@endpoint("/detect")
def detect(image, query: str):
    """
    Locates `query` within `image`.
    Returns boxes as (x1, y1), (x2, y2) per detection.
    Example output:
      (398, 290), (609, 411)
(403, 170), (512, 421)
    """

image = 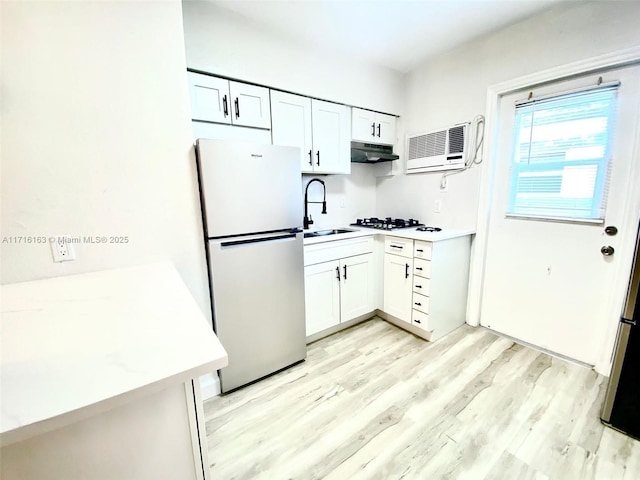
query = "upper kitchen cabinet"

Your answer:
(271, 92), (350, 174)
(187, 72), (271, 129)
(229, 81), (271, 129)
(188, 72), (229, 124)
(271, 91), (313, 171)
(352, 107), (396, 146)
(312, 100), (350, 174)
